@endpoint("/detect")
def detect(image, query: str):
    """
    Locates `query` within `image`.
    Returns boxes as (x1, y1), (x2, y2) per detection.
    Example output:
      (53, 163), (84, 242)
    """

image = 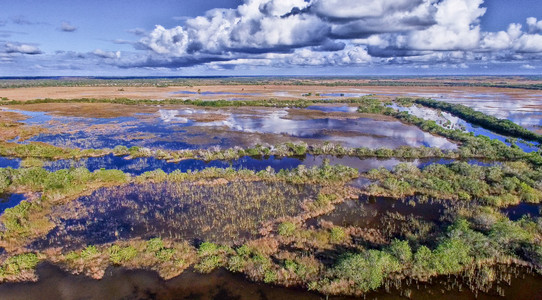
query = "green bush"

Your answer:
(278, 222), (296, 237)
(108, 245), (138, 264)
(332, 250), (400, 292)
